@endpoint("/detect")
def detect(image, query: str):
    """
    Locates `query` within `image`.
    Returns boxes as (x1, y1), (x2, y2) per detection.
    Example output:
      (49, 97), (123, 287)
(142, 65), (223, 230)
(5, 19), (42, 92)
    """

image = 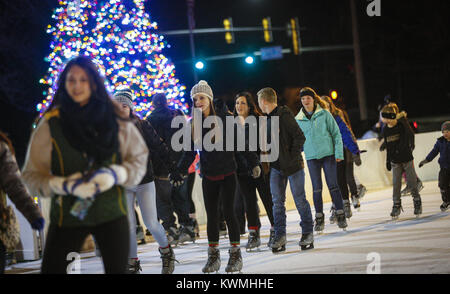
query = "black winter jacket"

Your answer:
(147, 107), (185, 177)
(267, 106), (306, 177)
(177, 101), (259, 178)
(134, 117), (176, 184)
